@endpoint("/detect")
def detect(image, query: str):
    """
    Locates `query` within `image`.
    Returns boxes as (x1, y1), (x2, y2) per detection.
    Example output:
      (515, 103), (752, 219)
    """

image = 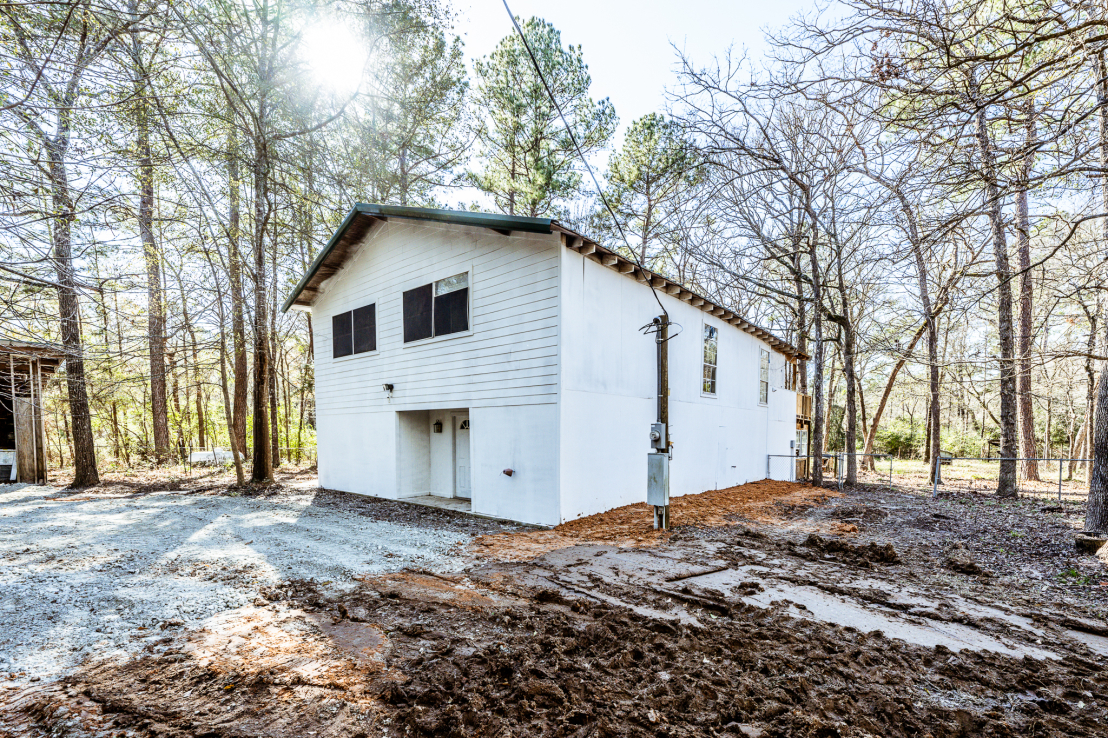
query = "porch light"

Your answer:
(433, 420), (443, 433)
